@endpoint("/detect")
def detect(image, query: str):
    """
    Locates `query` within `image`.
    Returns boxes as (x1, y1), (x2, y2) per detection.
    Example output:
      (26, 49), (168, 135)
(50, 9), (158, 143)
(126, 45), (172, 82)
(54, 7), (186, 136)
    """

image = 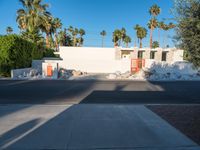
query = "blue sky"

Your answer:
(0, 0), (176, 47)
